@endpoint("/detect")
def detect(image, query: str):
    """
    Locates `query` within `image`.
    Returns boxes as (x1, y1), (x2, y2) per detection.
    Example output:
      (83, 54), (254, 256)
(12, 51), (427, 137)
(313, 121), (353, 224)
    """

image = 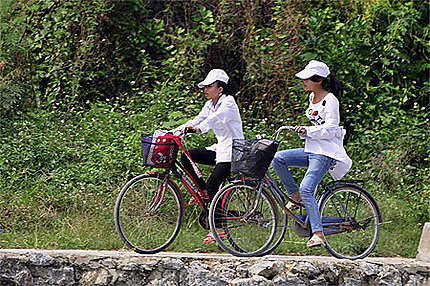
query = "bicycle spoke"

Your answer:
(351, 191), (362, 219)
(329, 195), (343, 218)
